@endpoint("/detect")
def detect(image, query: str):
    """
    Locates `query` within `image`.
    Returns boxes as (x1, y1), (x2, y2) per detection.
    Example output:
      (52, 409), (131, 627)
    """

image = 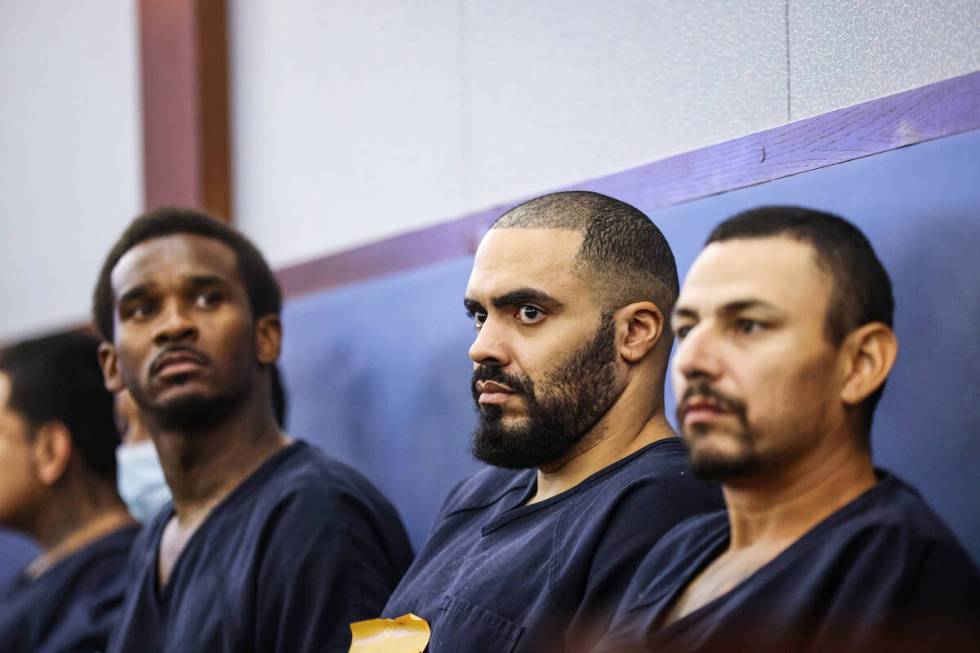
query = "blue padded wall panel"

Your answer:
(280, 257), (482, 549)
